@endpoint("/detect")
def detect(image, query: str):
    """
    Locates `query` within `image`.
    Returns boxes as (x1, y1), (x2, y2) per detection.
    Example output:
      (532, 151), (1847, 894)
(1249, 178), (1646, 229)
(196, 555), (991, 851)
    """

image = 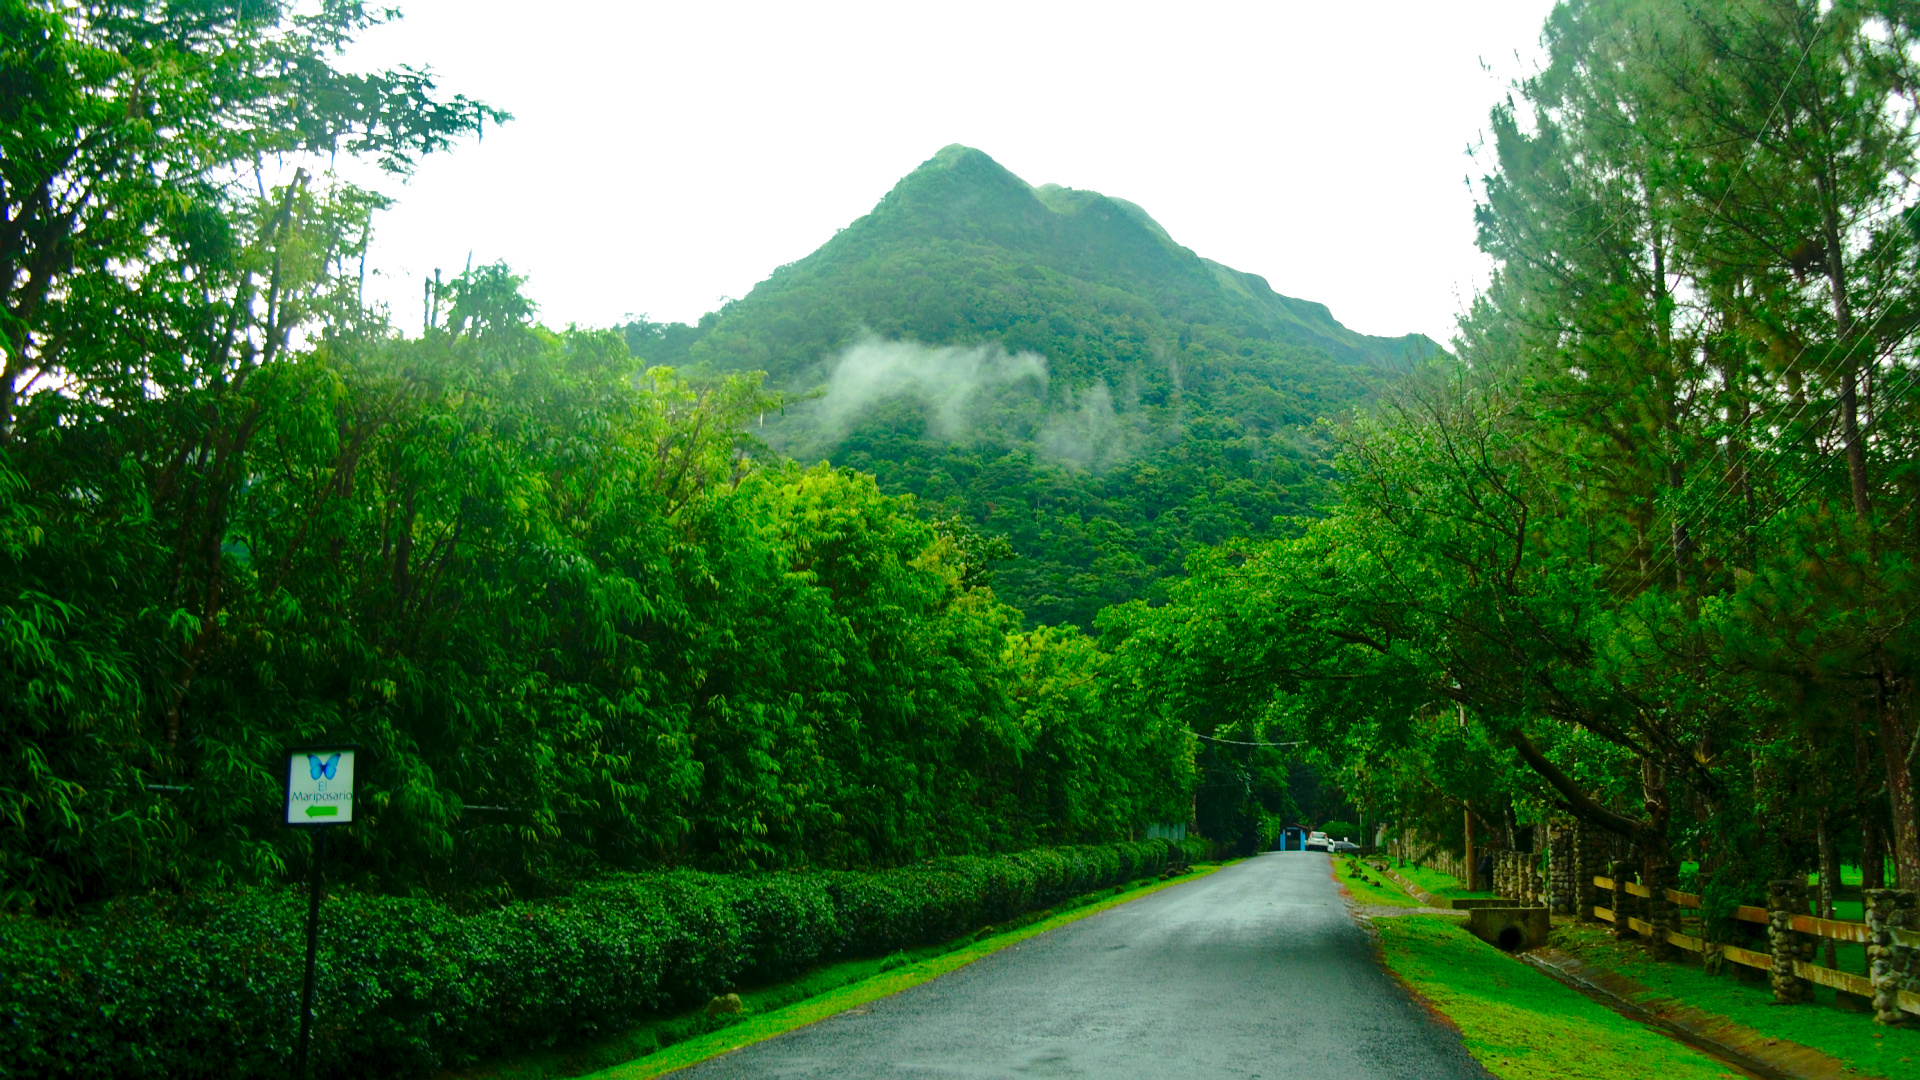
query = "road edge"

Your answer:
(586, 863), (1230, 1080)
